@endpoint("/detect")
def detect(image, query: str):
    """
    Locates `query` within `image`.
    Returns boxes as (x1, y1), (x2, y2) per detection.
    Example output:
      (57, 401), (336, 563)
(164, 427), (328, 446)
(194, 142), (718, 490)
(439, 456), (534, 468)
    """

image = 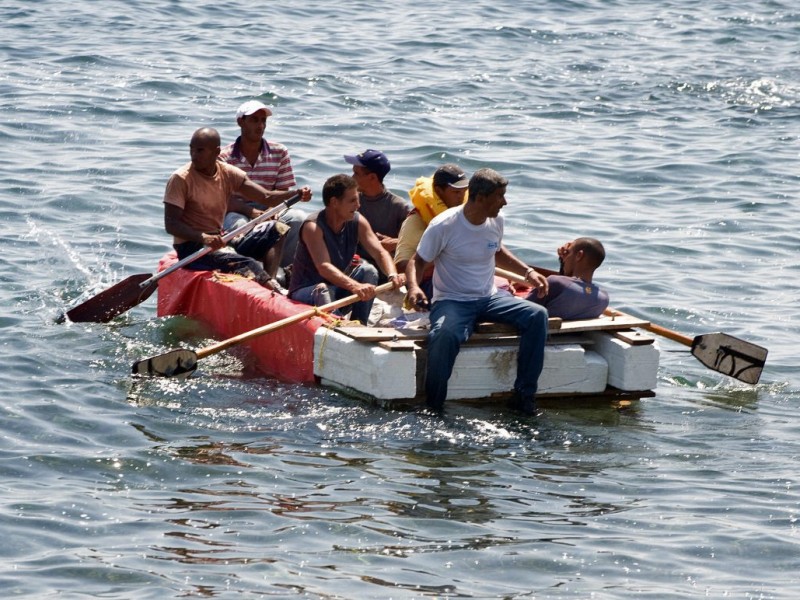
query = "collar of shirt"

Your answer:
(230, 136), (271, 161)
